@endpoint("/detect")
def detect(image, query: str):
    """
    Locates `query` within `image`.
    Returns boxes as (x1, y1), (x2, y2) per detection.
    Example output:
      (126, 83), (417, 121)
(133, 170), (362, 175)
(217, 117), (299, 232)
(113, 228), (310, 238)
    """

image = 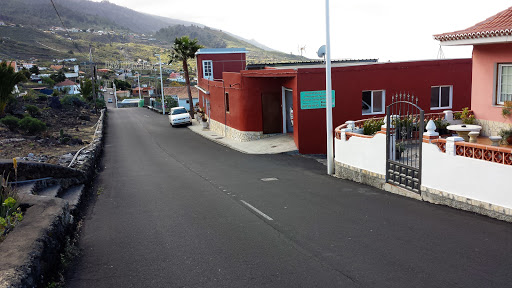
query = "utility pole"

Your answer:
(89, 45), (97, 113)
(155, 54), (165, 115)
(325, 0), (334, 175)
